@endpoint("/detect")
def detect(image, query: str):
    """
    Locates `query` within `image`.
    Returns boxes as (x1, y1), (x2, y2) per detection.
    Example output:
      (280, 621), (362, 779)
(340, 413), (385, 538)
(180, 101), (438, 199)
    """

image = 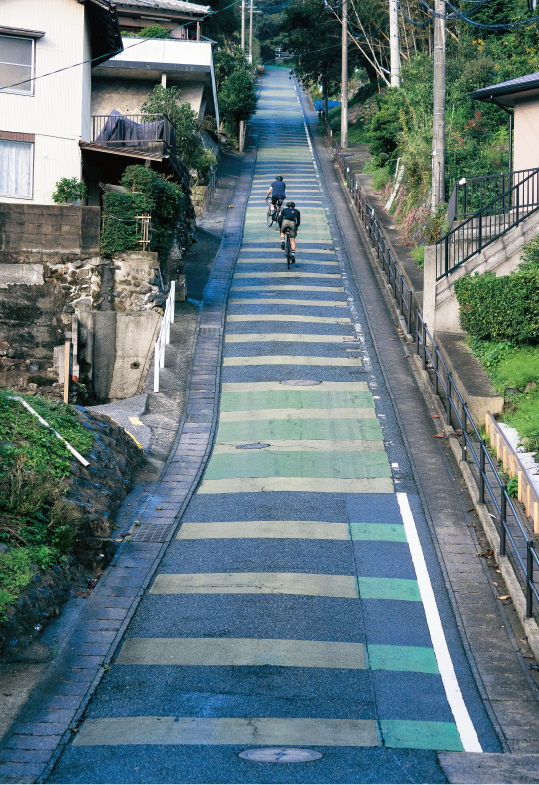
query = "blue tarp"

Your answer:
(314, 100), (341, 111)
